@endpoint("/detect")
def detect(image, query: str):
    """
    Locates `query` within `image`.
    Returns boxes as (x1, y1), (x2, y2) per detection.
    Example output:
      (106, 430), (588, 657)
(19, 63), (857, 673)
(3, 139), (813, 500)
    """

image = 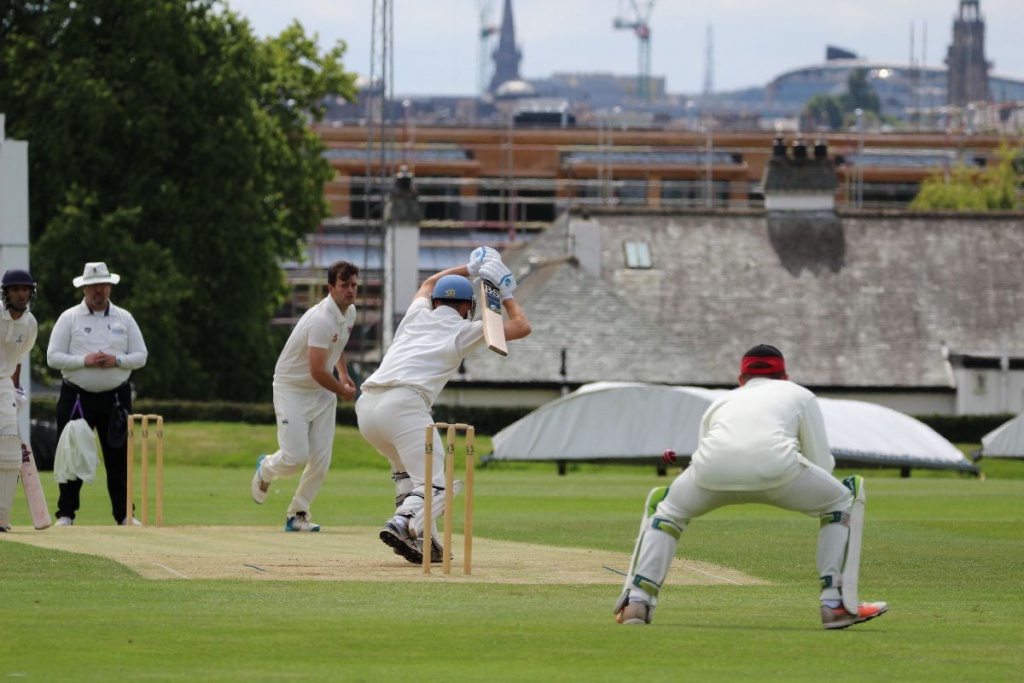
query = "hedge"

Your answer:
(29, 398), (1009, 442)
